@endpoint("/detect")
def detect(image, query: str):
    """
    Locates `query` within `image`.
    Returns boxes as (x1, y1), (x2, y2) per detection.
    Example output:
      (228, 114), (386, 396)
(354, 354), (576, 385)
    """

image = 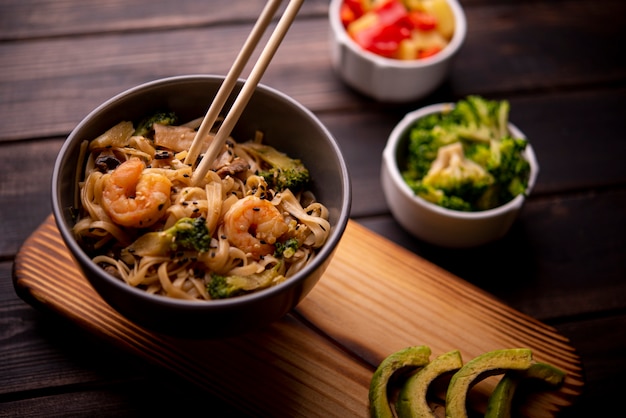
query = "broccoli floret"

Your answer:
(487, 136), (531, 205)
(465, 136), (530, 208)
(402, 96), (530, 212)
(403, 111), (463, 181)
(134, 111), (178, 137)
(243, 142), (310, 192)
(406, 182), (473, 211)
(274, 237), (299, 258)
(408, 142), (494, 211)
(453, 95), (511, 142)
(122, 217), (211, 259)
(207, 262), (284, 299)
(167, 217), (212, 252)
(207, 274), (240, 299)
